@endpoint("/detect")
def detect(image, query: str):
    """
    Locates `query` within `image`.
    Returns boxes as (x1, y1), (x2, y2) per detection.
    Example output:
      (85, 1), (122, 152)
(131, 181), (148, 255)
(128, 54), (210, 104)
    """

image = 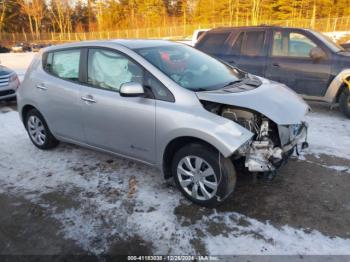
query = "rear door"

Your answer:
(265, 29), (332, 96)
(237, 30), (268, 76)
(36, 48), (84, 141)
(221, 29), (268, 76)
